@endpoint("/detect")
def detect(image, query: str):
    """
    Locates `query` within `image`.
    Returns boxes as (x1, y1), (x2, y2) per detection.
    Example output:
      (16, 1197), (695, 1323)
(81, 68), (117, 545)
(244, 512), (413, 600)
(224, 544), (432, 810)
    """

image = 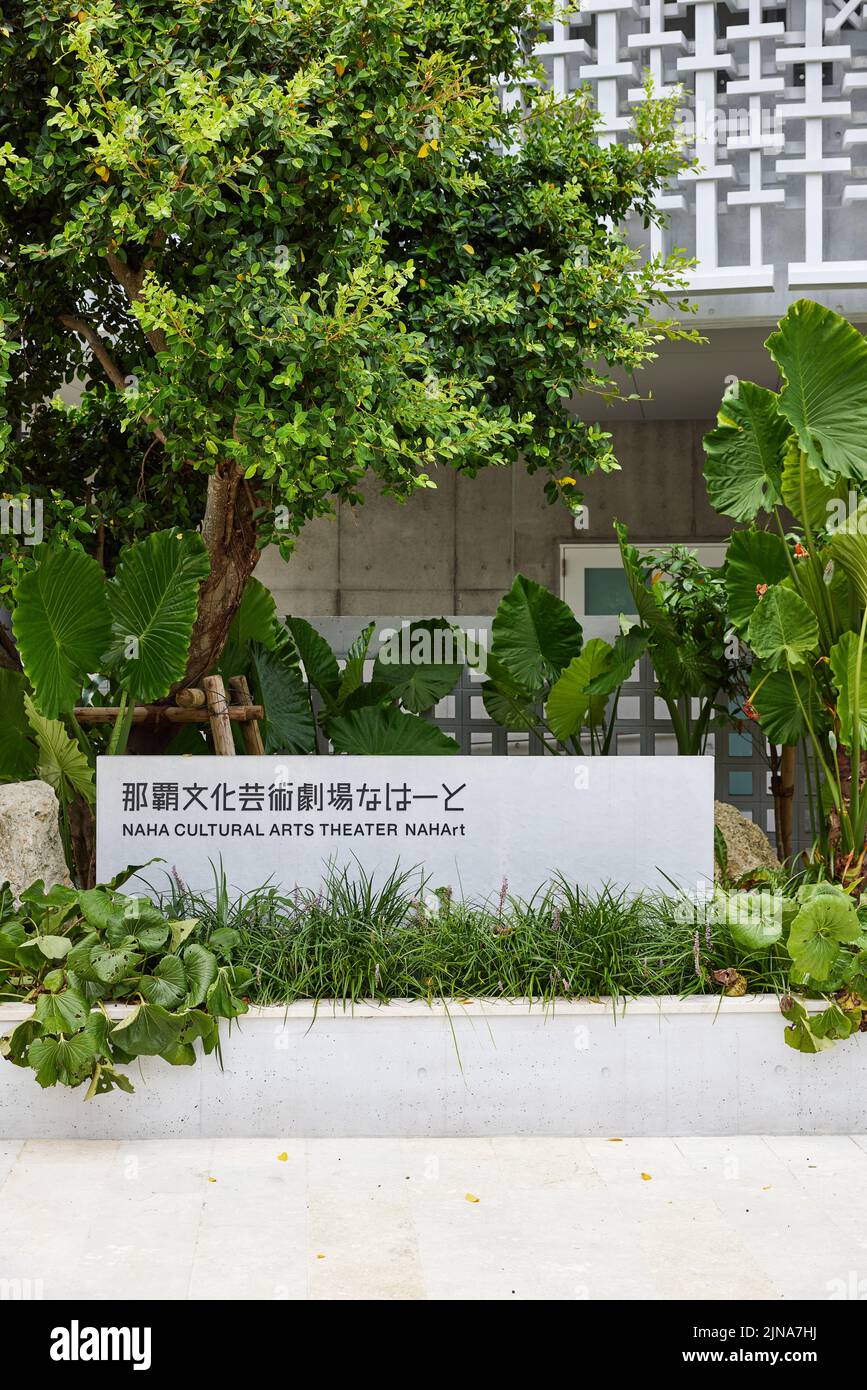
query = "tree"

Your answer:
(0, 0), (693, 685)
